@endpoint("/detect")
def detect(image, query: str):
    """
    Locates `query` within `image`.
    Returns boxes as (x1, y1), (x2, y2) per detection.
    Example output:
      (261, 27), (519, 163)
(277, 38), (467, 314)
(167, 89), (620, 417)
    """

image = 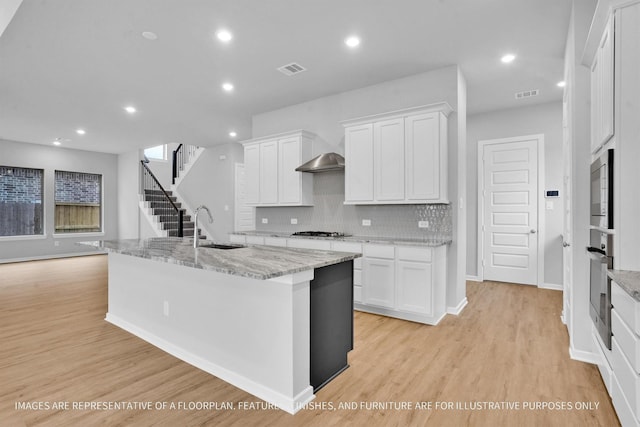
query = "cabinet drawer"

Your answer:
(287, 238), (332, 251)
(612, 281), (640, 336)
(331, 241), (362, 254)
(364, 244), (395, 259)
(612, 308), (640, 374)
(229, 234), (246, 244)
(611, 374), (639, 427)
(354, 286), (363, 303)
(397, 246), (432, 262)
(264, 237), (287, 247)
(611, 337), (640, 420)
(246, 236), (265, 245)
(354, 269), (362, 286)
